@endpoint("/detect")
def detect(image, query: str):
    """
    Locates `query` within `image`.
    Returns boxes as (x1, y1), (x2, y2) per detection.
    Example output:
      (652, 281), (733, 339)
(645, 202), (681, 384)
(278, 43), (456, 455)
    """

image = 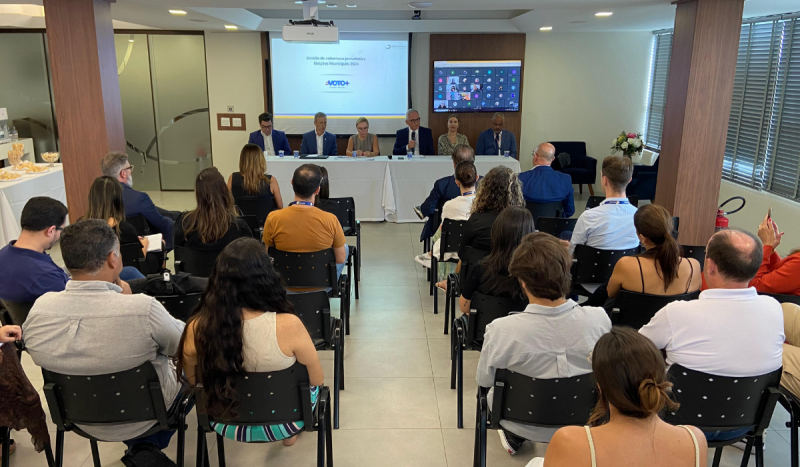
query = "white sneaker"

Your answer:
(414, 254), (431, 268)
